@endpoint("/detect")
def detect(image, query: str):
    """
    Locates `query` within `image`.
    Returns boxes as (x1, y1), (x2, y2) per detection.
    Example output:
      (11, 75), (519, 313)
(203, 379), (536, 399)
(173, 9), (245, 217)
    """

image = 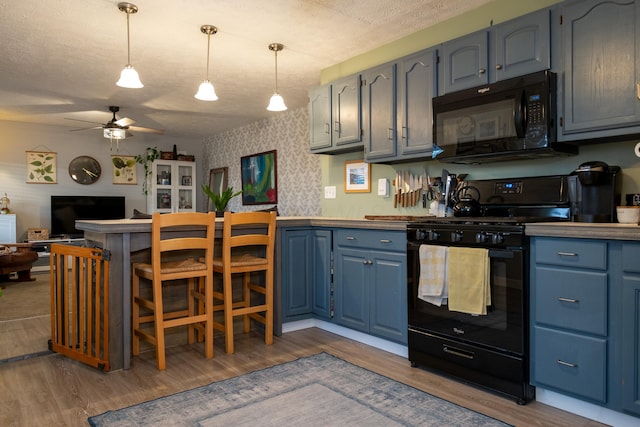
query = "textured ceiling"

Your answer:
(0, 0), (491, 140)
